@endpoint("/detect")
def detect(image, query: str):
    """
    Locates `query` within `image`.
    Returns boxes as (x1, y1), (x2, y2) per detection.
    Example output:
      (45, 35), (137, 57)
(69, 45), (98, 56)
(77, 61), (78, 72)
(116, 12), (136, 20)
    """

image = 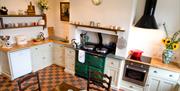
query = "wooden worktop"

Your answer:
(1, 40), (179, 73)
(127, 58), (180, 73)
(0, 39), (70, 52)
(151, 58), (180, 73)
